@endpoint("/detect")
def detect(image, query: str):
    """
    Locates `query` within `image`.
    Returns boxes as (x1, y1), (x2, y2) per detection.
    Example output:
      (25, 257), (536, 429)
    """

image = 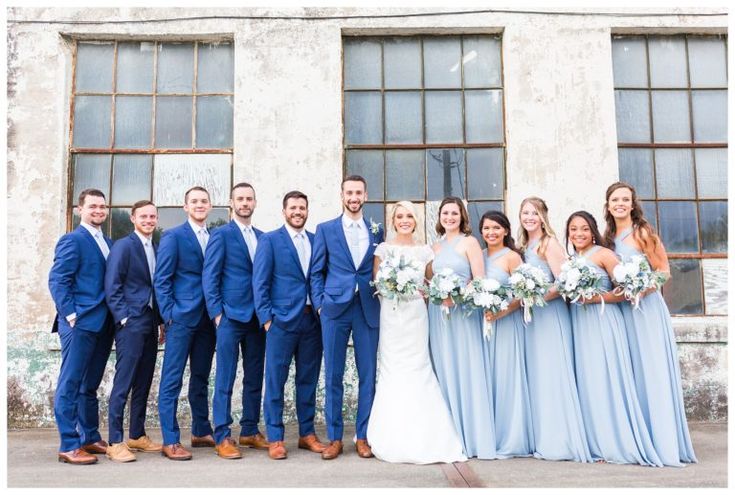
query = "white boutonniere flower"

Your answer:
(369, 218), (381, 236)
